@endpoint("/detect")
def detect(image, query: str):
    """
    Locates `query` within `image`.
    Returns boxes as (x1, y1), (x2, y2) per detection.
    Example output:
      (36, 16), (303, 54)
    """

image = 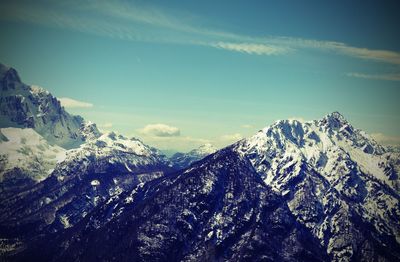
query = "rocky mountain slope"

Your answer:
(0, 128), (66, 194)
(235, 112), (400, 261)
(8, 113), (400, 262)
(15, 149), (329, 262)
(0, 130), (172, 240)
(0, 63), (91, 149)
(1, 63), (399, 261)
(0, 64), (174, 253)
(0, 120), (102, 194)
(170, 143), (217, 170)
